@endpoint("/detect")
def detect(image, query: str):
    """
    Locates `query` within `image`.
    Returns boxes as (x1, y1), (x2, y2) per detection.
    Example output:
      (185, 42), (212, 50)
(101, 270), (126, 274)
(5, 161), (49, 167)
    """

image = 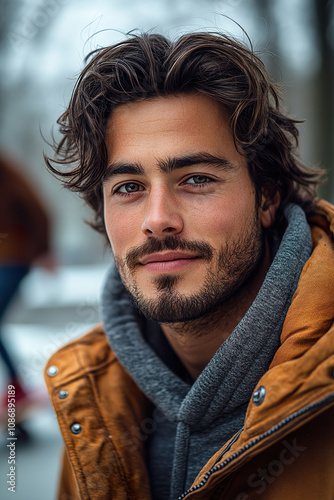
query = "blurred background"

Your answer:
(0, 0), (333, 498)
